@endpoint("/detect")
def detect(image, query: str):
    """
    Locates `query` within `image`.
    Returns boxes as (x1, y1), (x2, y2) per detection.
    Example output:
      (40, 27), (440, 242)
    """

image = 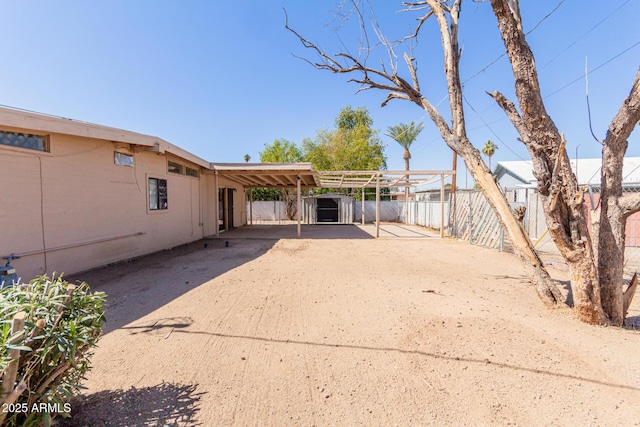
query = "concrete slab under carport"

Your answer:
(208, 223), (438, 240)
